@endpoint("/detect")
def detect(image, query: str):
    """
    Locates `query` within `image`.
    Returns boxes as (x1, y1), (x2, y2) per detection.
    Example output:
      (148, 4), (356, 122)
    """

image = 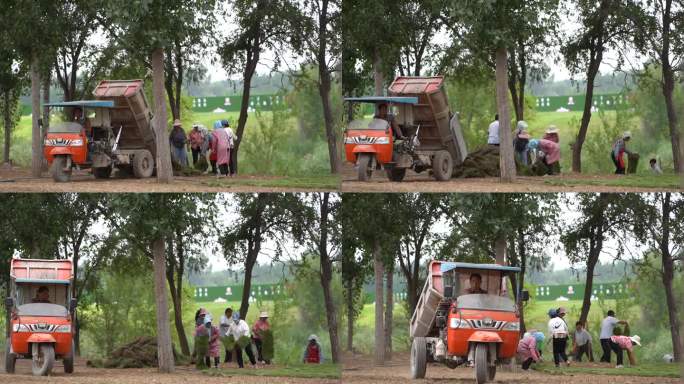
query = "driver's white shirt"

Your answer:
(548, 317), (569, 337)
